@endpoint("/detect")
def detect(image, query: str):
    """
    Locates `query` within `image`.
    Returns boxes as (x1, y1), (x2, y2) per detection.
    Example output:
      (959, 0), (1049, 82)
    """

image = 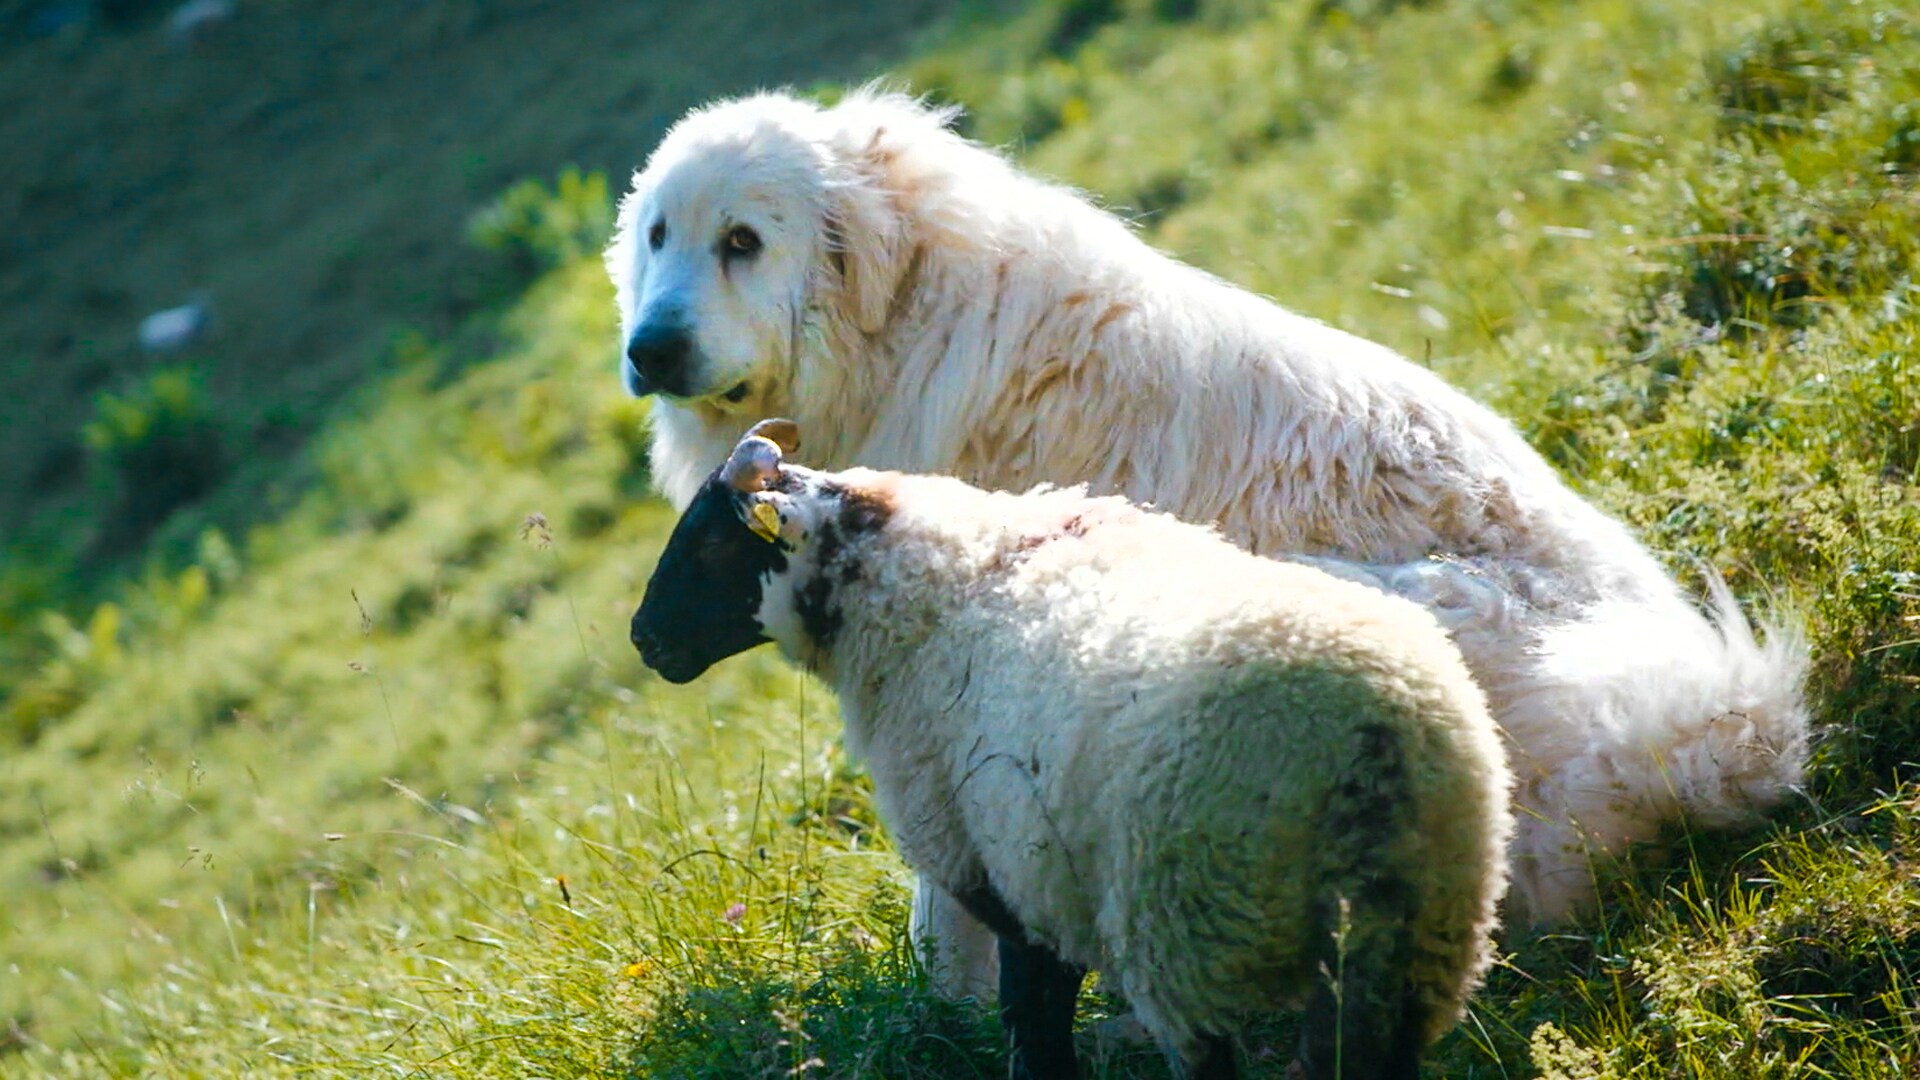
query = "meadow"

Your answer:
(5, 0), (1920, 1076)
